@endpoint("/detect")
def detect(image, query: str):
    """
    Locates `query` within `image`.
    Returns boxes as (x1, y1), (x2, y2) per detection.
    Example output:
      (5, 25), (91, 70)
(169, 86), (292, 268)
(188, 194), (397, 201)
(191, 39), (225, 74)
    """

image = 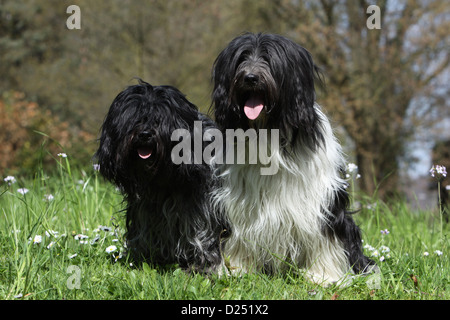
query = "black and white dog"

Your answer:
(95, 80), (228, 272)
(211, 33), (376, 284)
